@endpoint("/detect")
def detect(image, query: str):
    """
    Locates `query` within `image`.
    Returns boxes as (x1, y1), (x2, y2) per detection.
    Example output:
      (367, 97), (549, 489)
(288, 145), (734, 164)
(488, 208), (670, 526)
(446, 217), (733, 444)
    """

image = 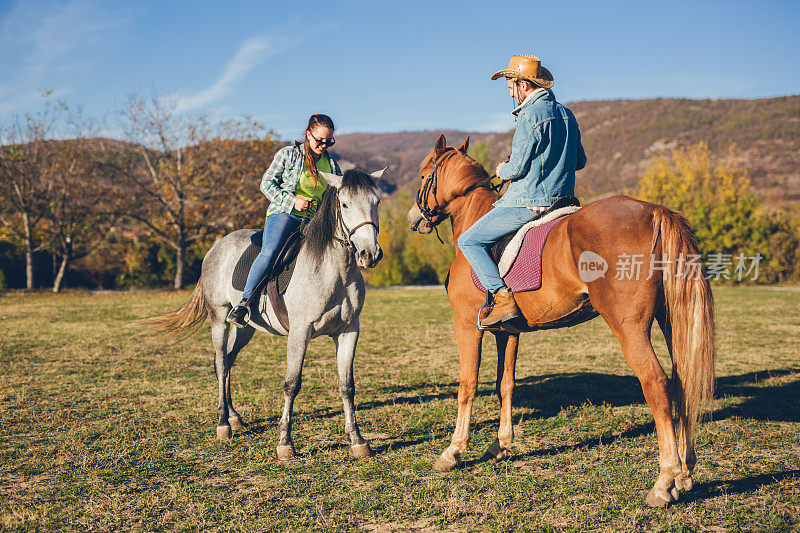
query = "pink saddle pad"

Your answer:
(470, 215), (565, 293)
